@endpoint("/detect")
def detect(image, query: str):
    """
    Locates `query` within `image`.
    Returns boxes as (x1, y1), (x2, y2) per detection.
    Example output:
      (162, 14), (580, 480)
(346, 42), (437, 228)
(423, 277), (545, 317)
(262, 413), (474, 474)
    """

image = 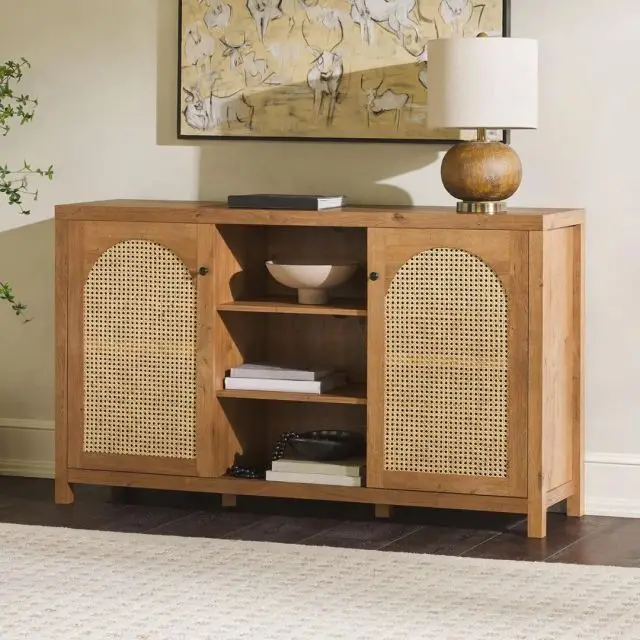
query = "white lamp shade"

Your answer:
(427, 37), (538, 130)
